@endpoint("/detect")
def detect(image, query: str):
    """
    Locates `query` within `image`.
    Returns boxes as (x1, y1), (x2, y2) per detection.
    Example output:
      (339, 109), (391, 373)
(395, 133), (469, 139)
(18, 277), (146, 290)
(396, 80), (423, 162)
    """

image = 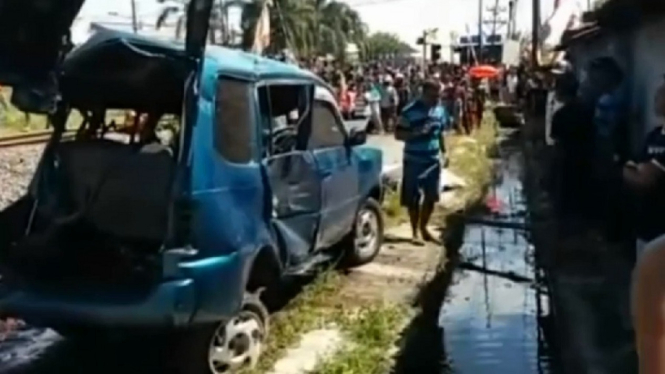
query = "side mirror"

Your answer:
(348, 128), (367, 146)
